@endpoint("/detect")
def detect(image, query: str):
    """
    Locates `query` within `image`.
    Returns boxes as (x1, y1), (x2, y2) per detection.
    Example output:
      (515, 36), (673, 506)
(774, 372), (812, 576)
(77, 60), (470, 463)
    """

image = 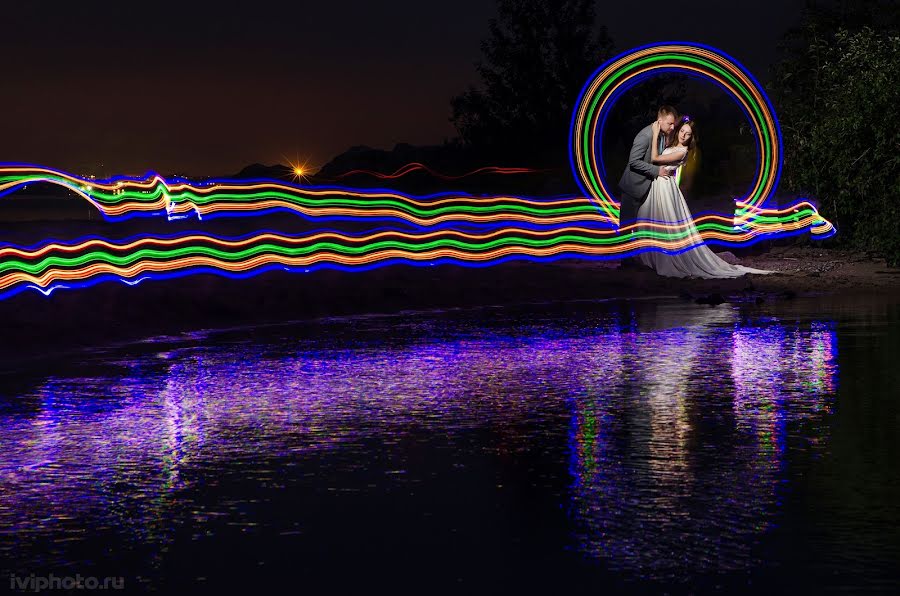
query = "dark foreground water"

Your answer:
(1, 295), (898, 594)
